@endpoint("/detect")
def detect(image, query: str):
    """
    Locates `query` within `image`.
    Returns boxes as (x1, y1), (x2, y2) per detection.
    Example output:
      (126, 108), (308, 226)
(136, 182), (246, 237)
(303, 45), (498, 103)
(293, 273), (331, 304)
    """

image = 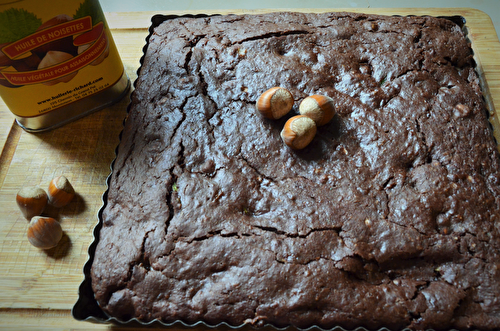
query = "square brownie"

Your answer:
(91, 12), (500, 330)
